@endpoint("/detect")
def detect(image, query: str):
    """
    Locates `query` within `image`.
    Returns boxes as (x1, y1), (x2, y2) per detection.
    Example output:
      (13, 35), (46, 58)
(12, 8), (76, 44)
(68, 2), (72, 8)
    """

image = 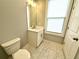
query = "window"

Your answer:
(47, 18), (64, 33)
(46, 0), (69, 33)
